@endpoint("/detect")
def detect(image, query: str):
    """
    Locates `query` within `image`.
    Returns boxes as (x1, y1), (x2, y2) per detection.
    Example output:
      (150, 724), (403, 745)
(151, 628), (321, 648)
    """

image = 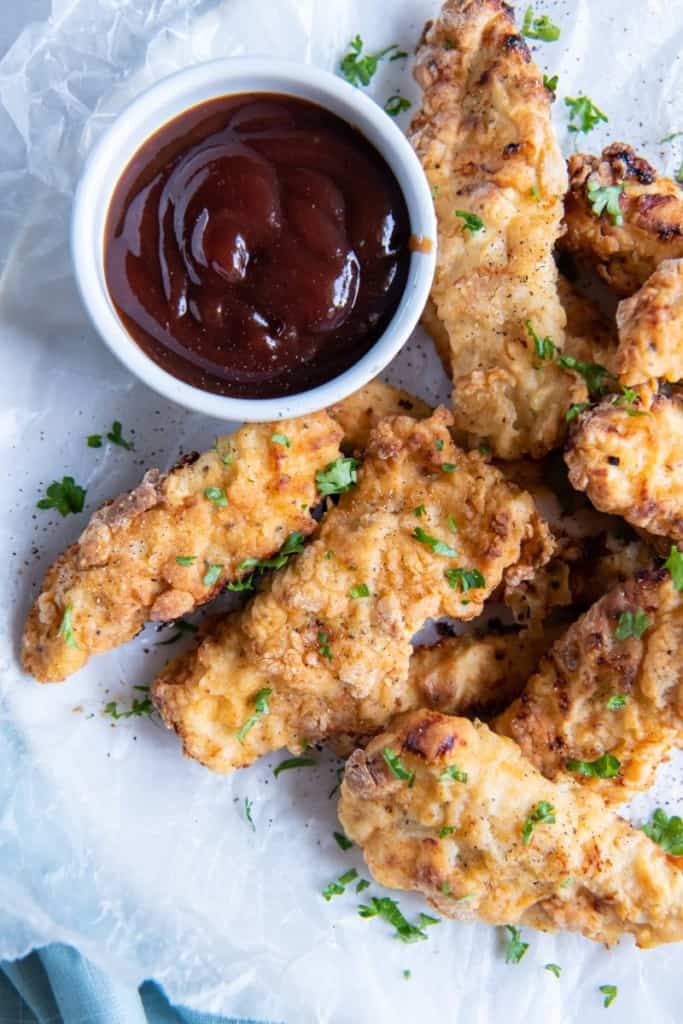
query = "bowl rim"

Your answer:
(71, 56), (436, 421)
